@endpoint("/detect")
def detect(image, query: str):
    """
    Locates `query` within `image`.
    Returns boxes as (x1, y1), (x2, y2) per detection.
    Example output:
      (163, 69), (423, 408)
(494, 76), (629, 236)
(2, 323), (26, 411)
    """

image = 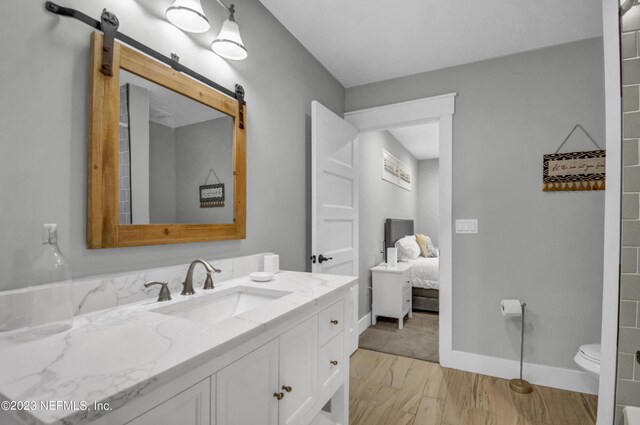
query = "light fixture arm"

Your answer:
(214, 0), (234, 16)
